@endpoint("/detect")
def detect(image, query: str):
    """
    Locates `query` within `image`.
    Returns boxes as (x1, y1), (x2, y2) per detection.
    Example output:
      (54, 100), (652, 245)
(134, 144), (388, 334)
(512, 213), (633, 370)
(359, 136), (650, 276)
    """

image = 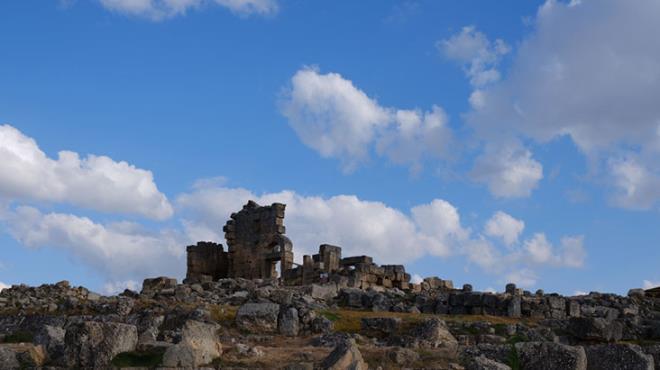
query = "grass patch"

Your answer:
(111, 348), (166, 368)
(3, 331), (34, 343)
(506, 345), (521, 370)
